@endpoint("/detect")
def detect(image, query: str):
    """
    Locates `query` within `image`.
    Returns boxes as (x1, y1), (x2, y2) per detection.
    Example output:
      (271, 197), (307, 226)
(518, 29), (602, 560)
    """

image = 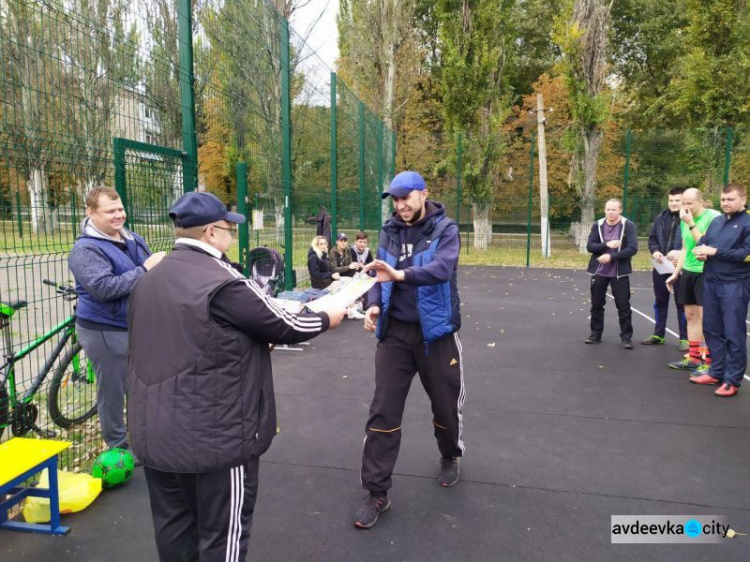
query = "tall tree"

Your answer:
(610, 0), (688, 128)
(337, 0), (417, 130)
(555, 0), (614, 251)
(2, 0), (62, 233)
(438, 0), (516, 249)
(65, 0), (140, 191)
